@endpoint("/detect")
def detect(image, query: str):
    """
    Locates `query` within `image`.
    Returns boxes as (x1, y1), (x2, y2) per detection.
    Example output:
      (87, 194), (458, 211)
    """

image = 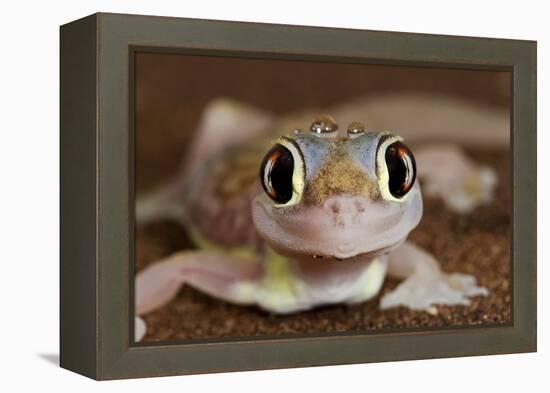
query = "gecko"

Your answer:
(134, 96), (501, 341)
